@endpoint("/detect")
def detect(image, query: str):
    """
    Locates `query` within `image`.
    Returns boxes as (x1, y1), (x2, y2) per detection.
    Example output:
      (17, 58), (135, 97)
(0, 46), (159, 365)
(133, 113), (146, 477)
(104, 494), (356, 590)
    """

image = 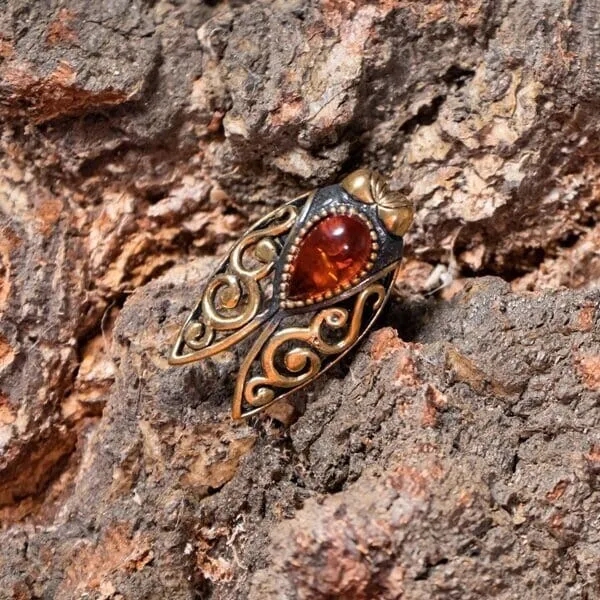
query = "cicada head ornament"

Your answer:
(169, 169), (414, 419)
